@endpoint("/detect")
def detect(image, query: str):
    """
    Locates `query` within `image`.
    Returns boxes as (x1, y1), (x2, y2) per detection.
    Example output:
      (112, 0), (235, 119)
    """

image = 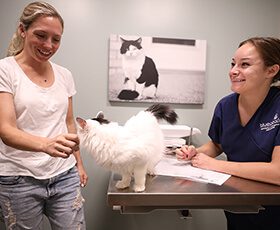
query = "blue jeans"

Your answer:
(0, 167), (86, 230)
